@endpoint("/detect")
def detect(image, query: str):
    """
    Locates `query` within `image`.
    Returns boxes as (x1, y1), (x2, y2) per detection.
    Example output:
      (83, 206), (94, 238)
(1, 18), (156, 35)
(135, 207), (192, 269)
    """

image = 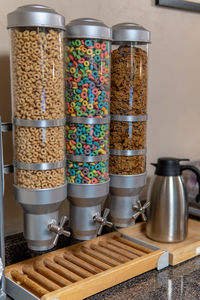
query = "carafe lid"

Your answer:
(152, 157), (189, 176)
